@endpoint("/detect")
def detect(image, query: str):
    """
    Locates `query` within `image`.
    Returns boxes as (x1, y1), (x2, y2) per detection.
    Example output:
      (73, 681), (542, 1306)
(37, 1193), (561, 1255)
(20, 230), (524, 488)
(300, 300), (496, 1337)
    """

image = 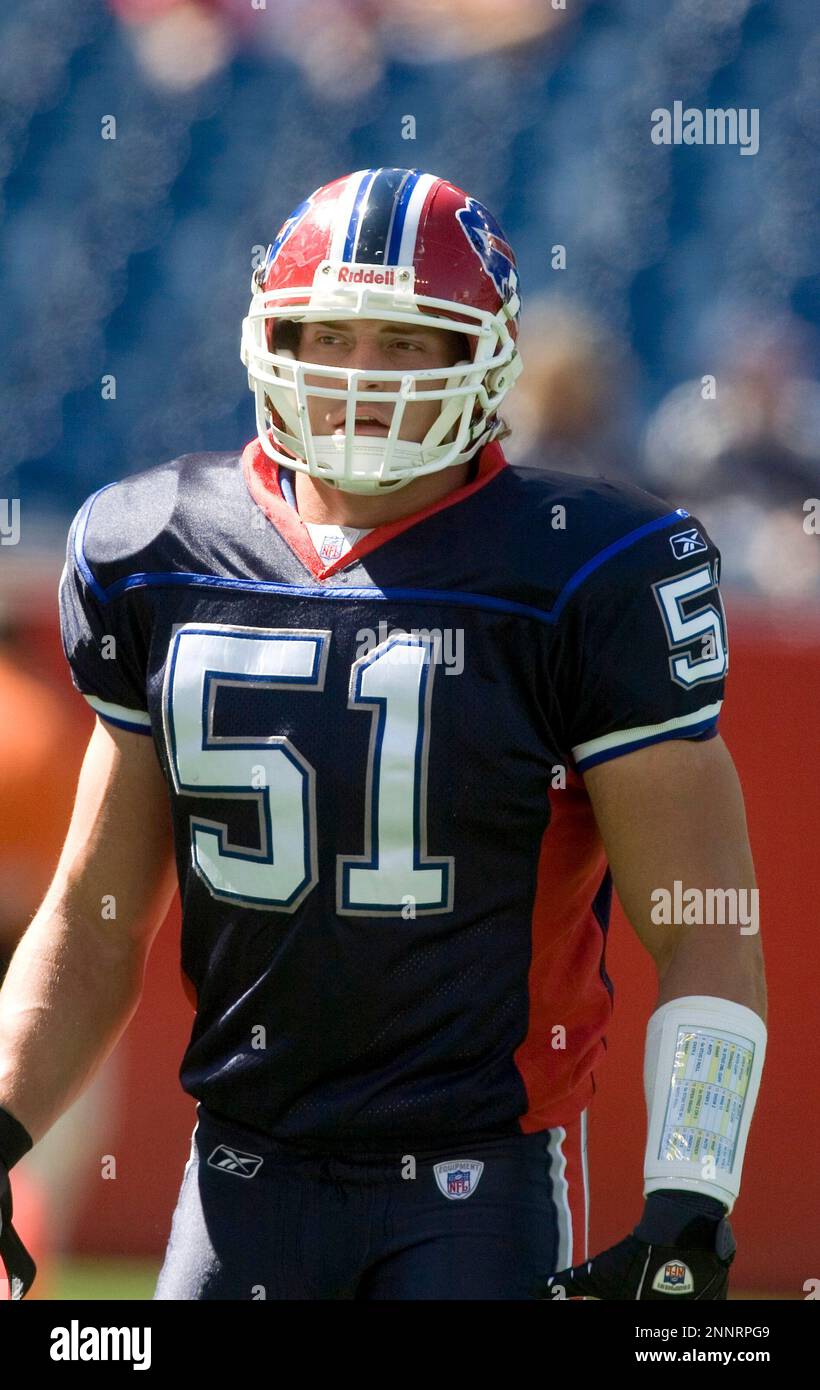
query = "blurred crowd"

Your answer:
(0, 0), (818, 1287)
(0, 0), (818, 600)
